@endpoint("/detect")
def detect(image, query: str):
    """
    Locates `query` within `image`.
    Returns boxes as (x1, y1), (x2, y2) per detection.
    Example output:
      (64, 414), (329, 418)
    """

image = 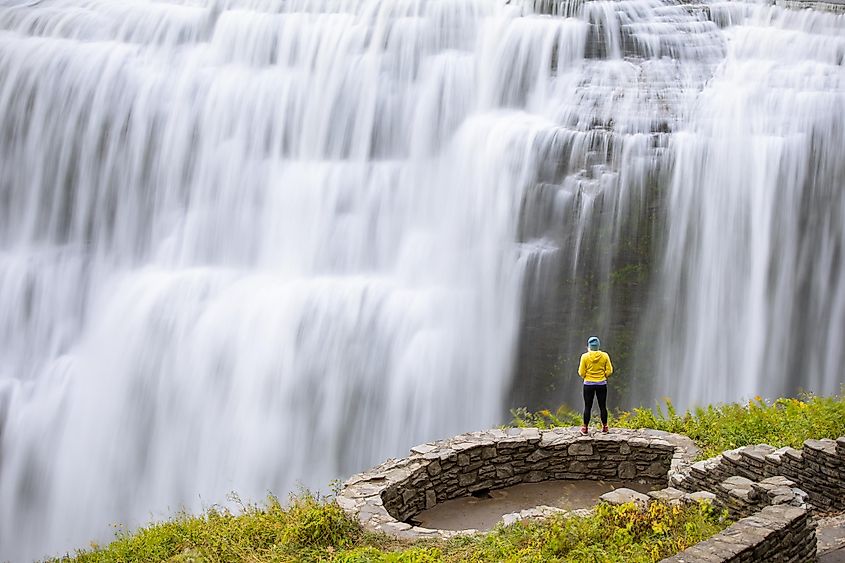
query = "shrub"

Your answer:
(436, 500), (728, 562)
